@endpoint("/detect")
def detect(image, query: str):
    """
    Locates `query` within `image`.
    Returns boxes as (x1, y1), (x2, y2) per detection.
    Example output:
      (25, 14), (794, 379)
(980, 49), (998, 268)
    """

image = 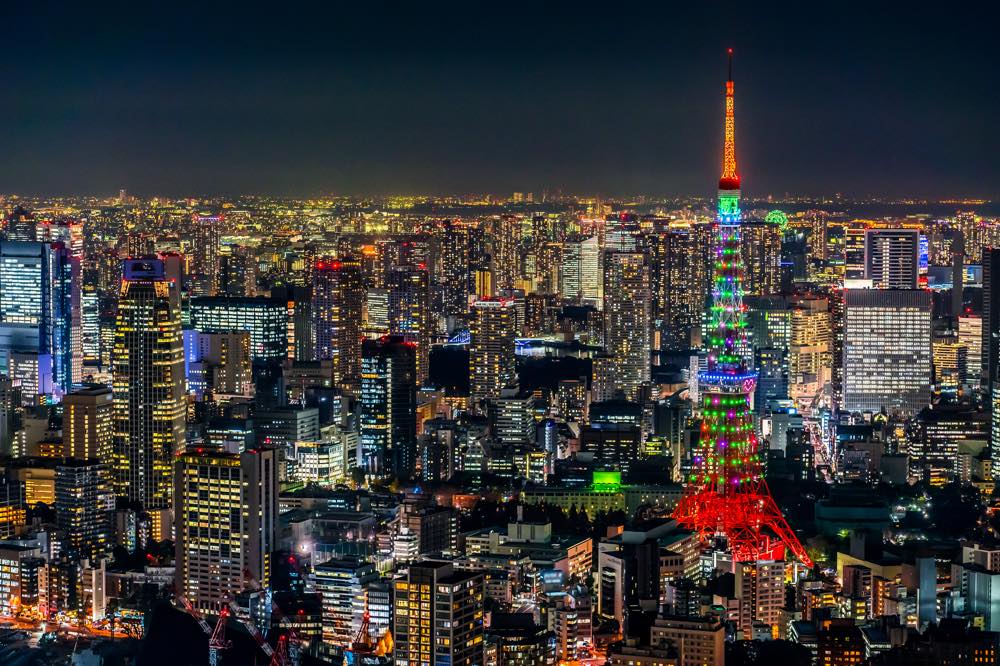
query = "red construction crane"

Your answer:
(175, 595), (232, 666)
